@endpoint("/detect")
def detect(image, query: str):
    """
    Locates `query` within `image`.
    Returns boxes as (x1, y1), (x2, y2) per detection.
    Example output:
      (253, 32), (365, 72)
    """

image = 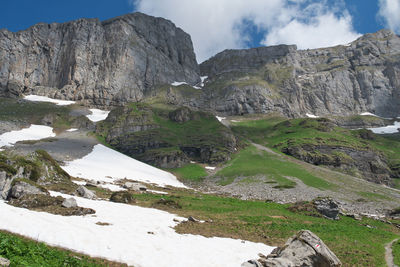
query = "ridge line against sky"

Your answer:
(132, 0), (400, 62)
(0, 0), (399, 62)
